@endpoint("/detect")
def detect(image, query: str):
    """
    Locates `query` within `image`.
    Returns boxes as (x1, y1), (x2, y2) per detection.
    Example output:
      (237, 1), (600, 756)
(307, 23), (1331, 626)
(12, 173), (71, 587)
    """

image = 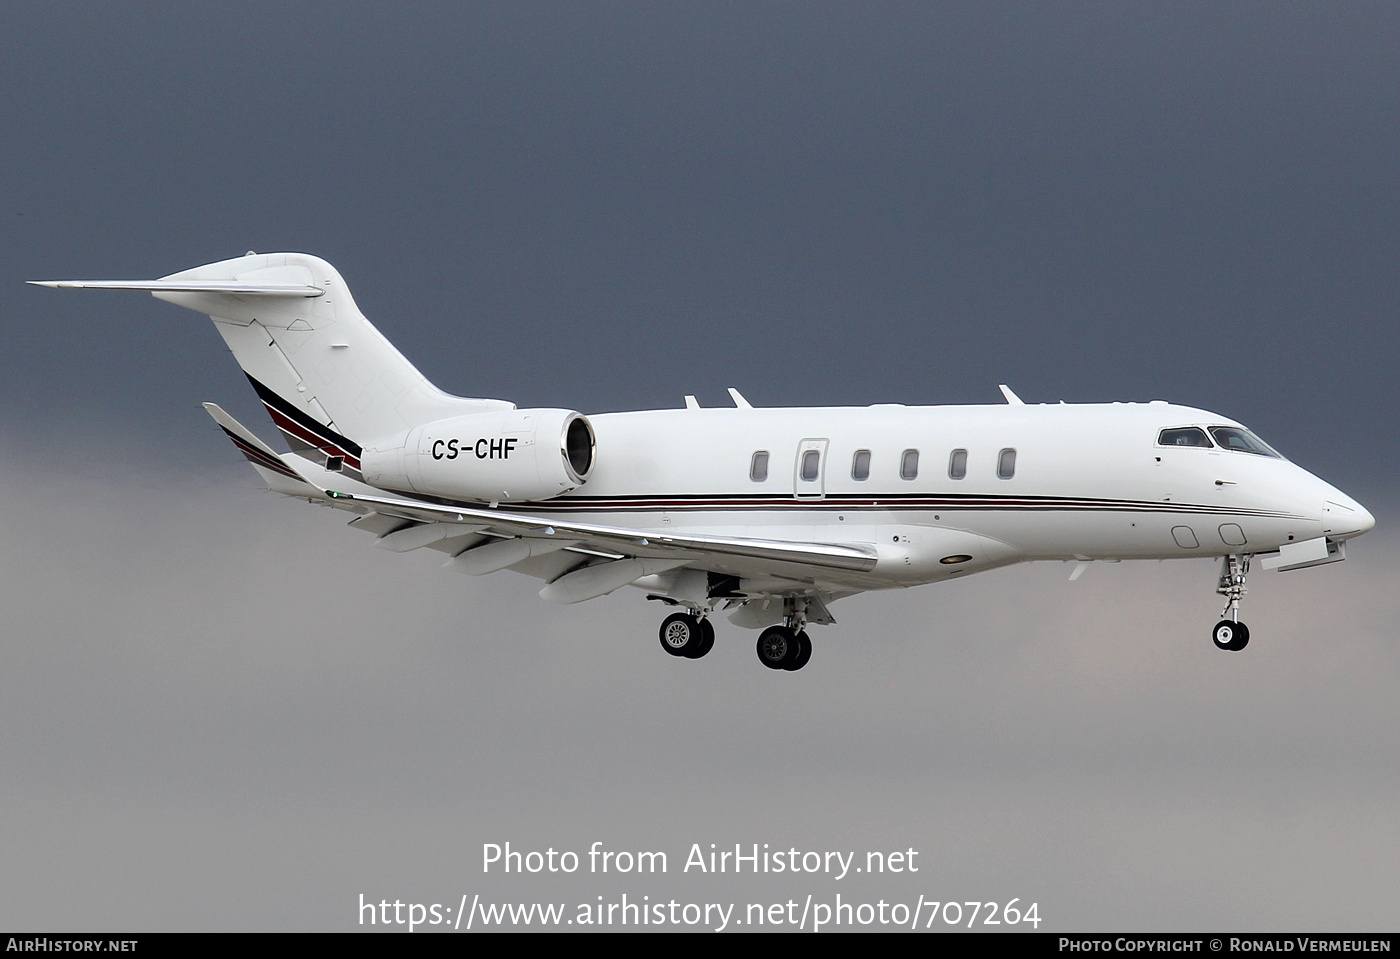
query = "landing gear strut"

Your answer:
(1212, 554), (1252, 651)
(658, 612), (714, 659)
